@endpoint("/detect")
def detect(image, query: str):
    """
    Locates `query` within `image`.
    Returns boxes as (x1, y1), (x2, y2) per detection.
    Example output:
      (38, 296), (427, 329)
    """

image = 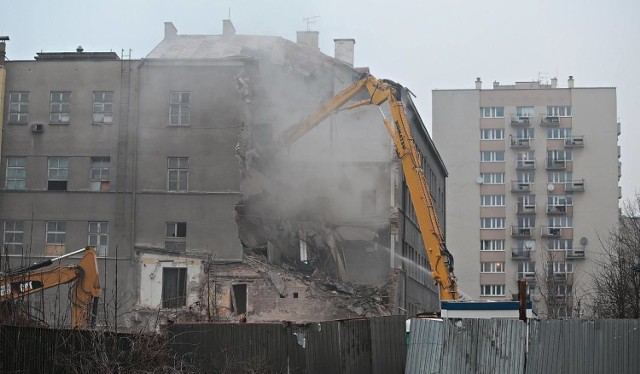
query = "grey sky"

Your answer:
(2, 0), (638, 202)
